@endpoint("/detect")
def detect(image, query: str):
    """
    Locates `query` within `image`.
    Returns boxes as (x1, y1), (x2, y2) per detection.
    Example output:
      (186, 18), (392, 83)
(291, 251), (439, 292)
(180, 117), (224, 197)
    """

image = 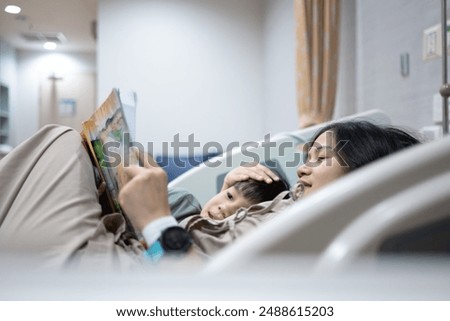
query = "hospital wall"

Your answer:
(0, 40), (17, 145)
(0, 0), (446, 149)
(0, 41), (97, 146)
(95, 0), (385, 155)
(356, 0), (443, 129)
(14, 52), (96, 145)
(98, 0), (267, 155)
